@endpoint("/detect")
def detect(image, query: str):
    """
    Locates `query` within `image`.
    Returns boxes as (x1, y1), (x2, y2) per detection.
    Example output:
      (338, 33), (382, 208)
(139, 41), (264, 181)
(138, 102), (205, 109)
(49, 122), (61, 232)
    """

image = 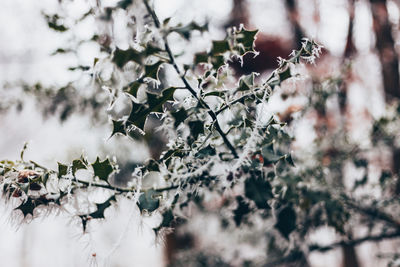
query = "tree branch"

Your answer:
(142, 0), (238, 158)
